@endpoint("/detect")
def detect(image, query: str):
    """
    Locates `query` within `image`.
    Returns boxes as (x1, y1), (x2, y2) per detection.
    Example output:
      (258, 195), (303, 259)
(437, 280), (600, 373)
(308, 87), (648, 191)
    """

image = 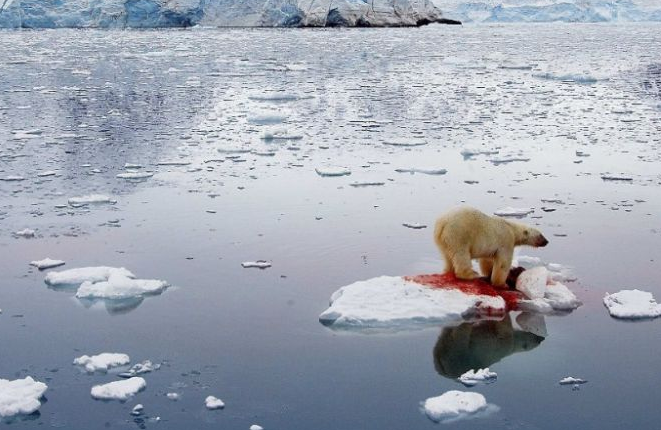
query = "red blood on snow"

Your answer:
(404, 272), (523, 311)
